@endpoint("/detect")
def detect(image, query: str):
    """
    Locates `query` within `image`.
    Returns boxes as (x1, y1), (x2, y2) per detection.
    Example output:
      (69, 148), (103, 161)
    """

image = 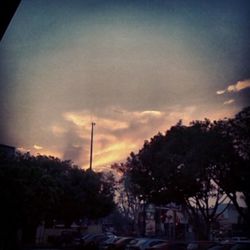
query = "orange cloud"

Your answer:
(227, 79), (250, 92)
(63, 111), (129, 131)
(18, 145), (62, 159)
(216, 79), (250, 95)
(17, 105), (236, 172)
(33, 144), (43, 150)
(51, 125), (67, 136)
(63, 108), (166, 169)
(33, 148), (62, 159)
(51, 105), (236, 171)
(90, 142), (137, 170)
(17, 146), (31, 153)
